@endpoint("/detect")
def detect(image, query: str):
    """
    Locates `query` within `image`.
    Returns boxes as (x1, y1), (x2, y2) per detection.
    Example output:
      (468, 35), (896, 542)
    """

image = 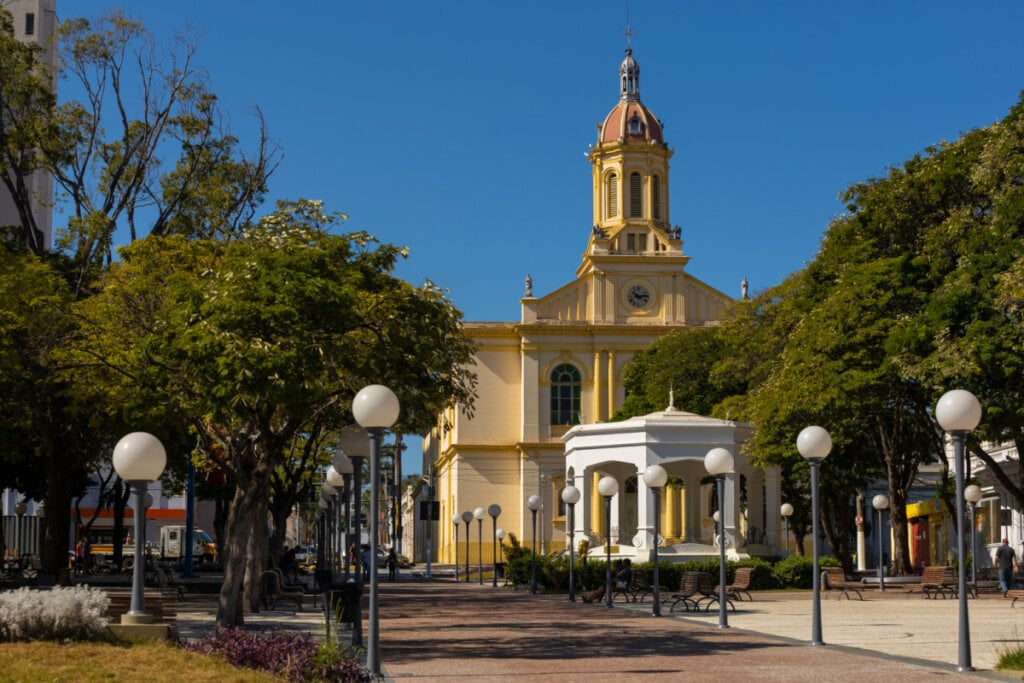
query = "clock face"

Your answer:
(627, 284), (650, 308)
